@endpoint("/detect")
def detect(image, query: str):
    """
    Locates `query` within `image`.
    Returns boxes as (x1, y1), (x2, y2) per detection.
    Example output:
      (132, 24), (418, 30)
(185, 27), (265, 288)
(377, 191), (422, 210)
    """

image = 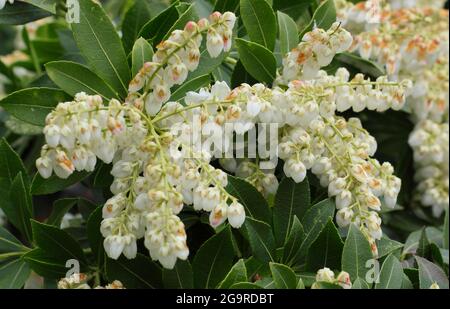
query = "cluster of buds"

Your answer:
(36, 93), (147, 179)
(408, 120), (449, 217)
(233, 160), (279, 197)
(57, 273), (124, 289)
(278, 22), (353, 84)
(311, 268), (352, 289)
(127, 12), (236, 116)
